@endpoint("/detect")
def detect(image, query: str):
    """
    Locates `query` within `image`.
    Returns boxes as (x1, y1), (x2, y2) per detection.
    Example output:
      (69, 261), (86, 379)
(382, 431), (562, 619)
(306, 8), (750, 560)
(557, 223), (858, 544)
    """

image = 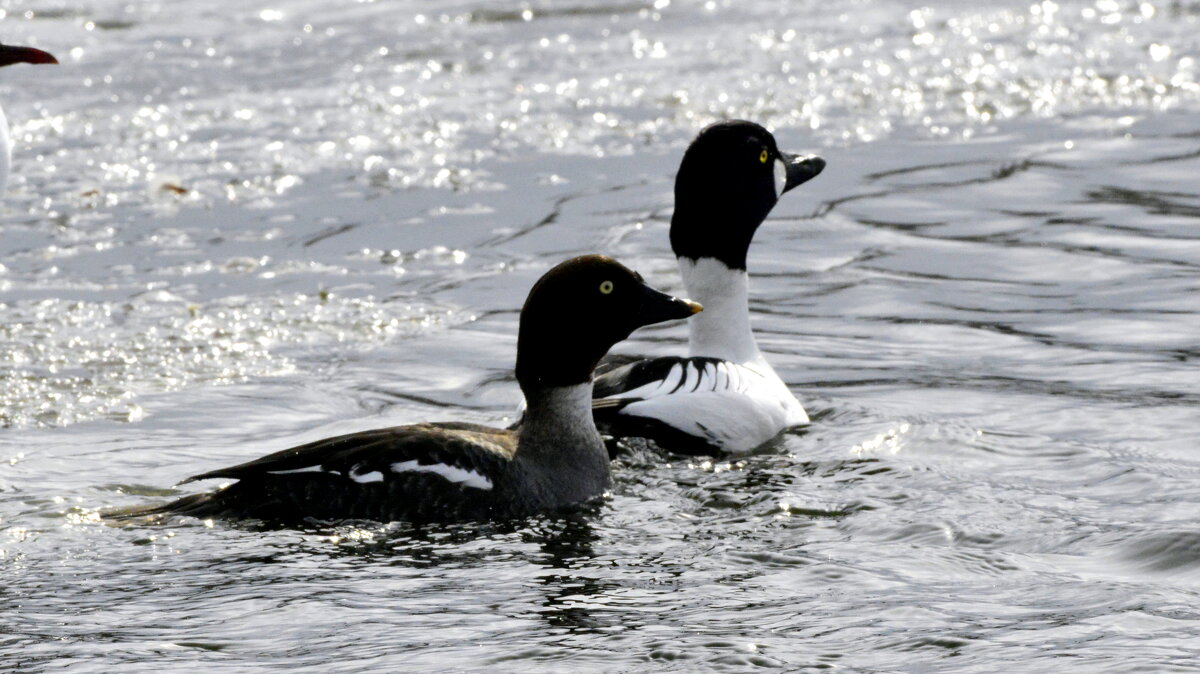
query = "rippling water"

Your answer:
(3, 0), (1199, 670)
